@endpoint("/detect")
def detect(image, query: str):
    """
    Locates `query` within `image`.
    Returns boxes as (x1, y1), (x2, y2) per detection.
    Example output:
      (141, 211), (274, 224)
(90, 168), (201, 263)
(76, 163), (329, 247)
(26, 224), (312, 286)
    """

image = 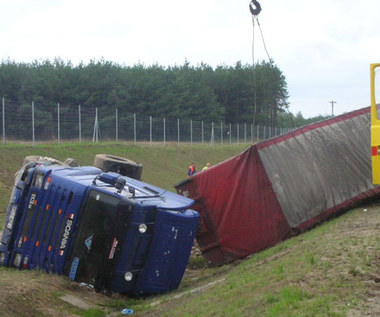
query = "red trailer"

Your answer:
(175, 107), (380, 266)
